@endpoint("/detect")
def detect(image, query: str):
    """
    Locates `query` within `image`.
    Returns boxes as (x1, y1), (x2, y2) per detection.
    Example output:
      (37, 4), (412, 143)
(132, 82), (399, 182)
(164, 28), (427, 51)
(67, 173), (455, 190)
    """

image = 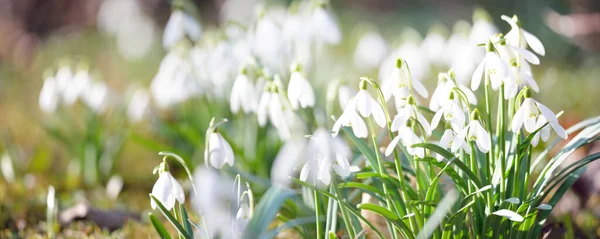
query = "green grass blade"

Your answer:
(149, 212), (173, 239)
(244, 185), (295, 239)
(150, 195), (192, 239)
